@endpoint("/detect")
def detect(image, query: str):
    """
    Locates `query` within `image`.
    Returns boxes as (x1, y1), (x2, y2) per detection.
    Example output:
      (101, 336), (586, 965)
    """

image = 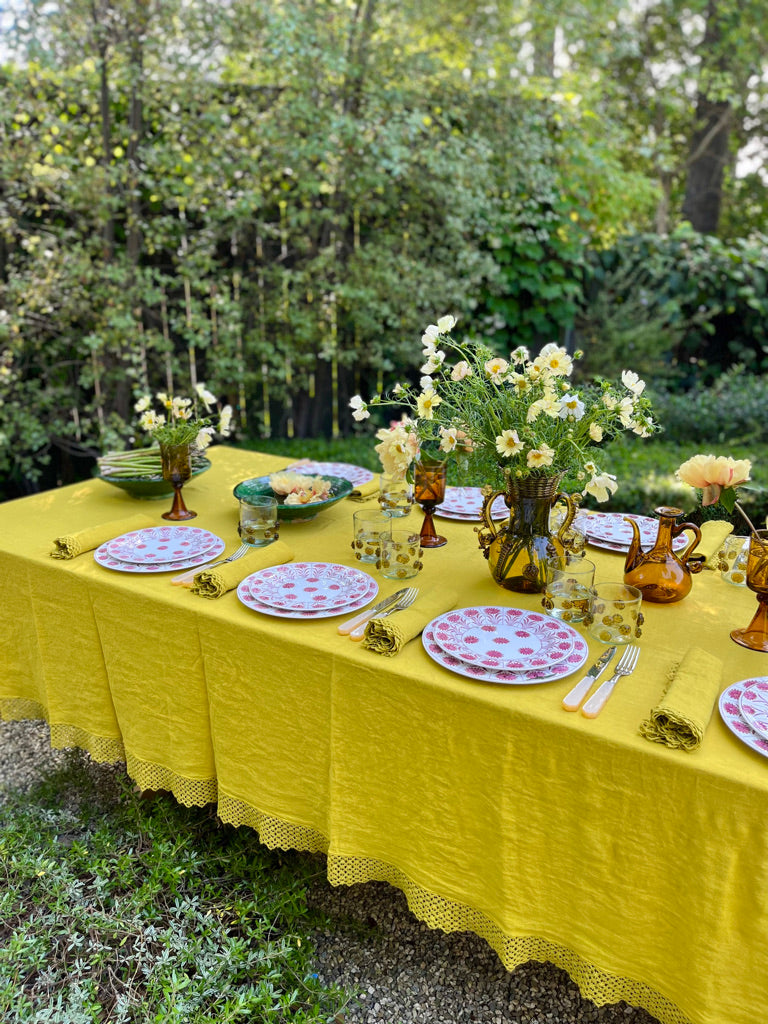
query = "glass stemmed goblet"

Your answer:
(160, 442), (197, 521)
(730, 529), (768, 652)
(413, 458), (447, 548)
